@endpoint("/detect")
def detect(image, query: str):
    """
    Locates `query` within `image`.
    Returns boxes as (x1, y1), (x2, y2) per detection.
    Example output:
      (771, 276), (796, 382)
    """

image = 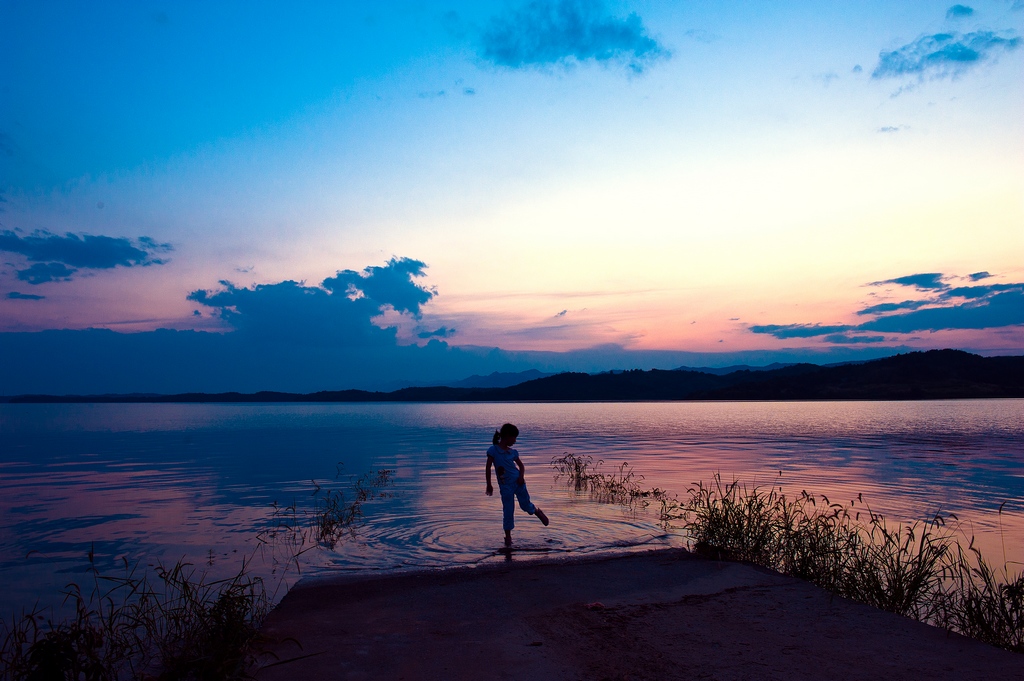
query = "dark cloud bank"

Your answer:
(0, 257), (906, 395)
(0, 229), (171, 285)
(751, 273), (1024, 344)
